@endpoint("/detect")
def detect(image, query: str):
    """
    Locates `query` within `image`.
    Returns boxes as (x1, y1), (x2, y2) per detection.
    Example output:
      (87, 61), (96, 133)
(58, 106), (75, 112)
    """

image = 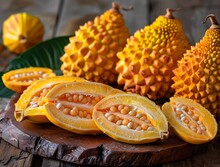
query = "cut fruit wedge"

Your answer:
(15, 76), (85, 123)
(22, 106), (50, 124)
(44, 81), (123, 134)
(2, 67), (56, 93)
(162, 97), (218, 144)
(93, 93), (169, 144)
